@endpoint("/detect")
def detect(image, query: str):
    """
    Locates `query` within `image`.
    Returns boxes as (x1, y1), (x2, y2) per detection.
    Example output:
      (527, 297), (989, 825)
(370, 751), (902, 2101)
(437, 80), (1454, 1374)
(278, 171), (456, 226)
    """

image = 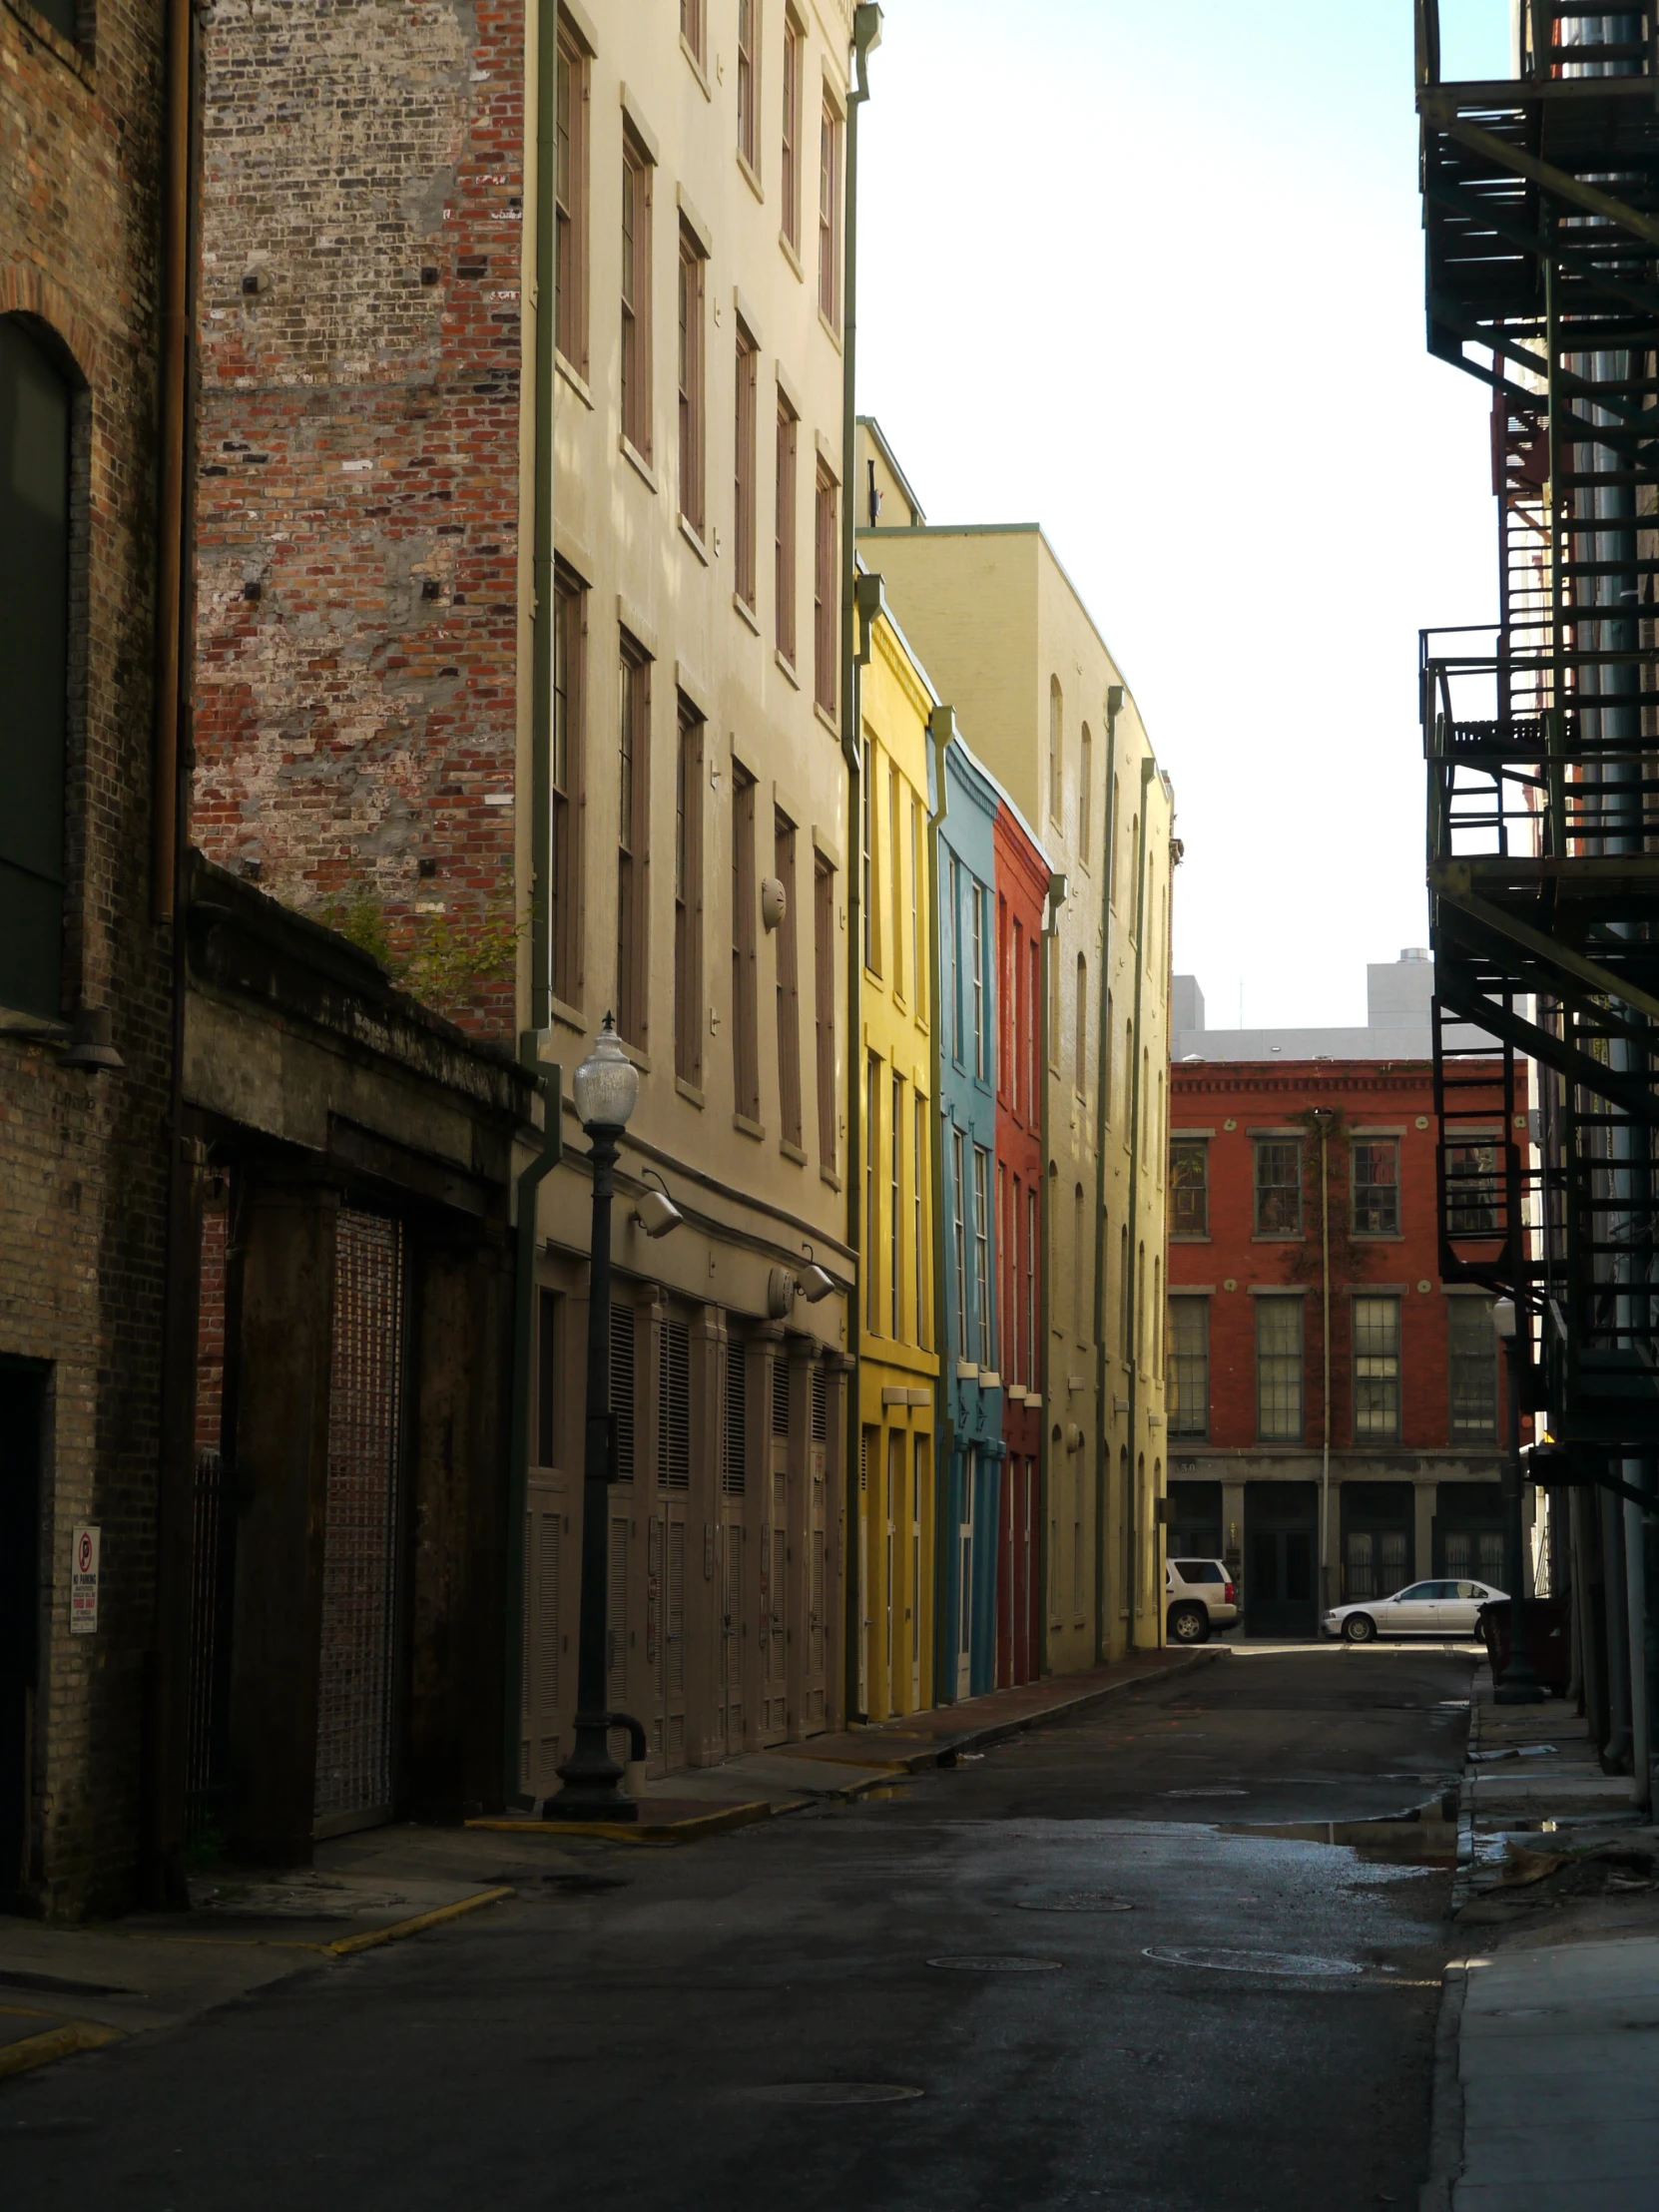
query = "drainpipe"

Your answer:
(528, 0), (557, 1021)
(1123, 761), (1154, 1643)
(151, 0), (195, 920)
(1039, 866), (1066, 1675)
(844, 570), (881, 1721)
(1091, 684), (1123, 1660)
(1311, 1109), (1336, 1617)
(838, 5), (881, 1723)
(926, 706), (953, 1703)
(503, 1047), (562, 1803)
